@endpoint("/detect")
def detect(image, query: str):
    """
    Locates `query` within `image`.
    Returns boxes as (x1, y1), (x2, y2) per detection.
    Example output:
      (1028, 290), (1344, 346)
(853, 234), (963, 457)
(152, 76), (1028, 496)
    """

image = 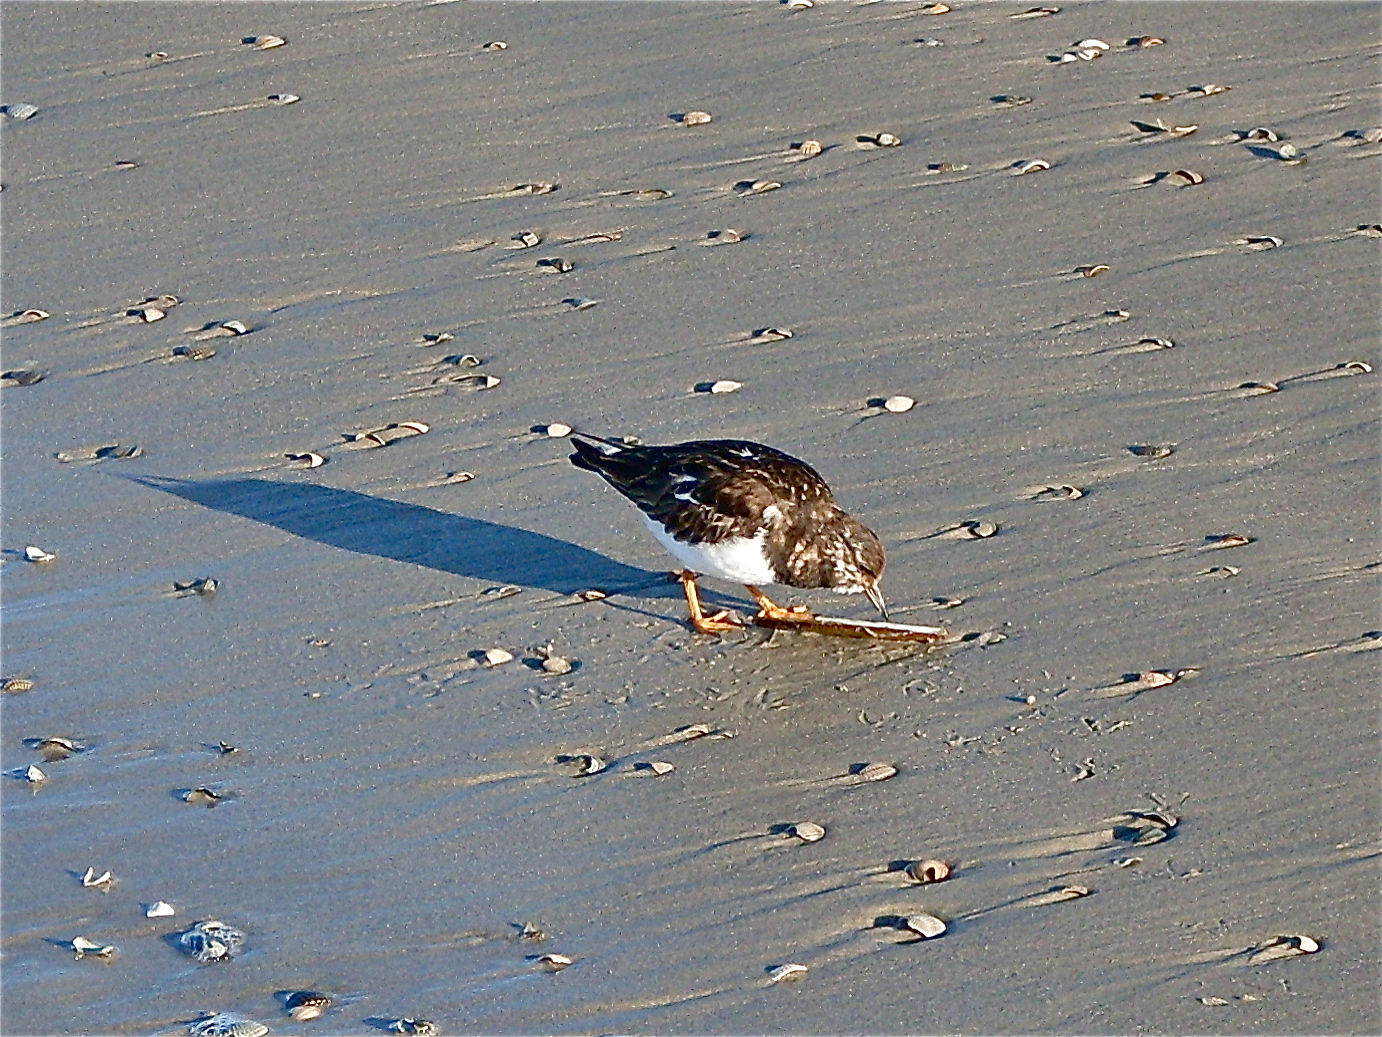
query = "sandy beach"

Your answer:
(2, 2), (1378, 1034)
